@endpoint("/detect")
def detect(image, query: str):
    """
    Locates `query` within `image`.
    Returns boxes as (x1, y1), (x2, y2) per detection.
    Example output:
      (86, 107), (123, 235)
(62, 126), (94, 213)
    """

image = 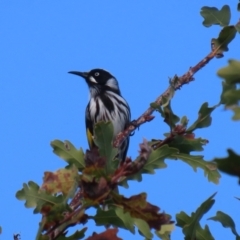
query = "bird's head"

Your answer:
(68, 69), (121, 96)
